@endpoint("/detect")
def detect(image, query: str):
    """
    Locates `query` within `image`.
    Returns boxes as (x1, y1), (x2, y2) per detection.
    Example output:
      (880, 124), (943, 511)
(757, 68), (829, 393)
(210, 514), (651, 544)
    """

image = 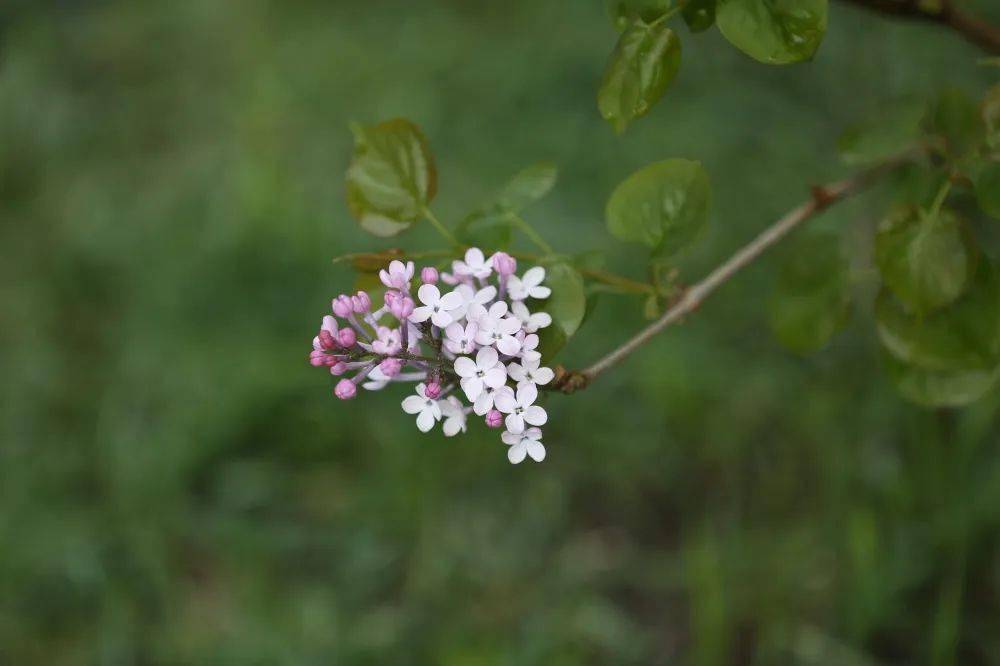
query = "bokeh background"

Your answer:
(2, 1), (1000, 663)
